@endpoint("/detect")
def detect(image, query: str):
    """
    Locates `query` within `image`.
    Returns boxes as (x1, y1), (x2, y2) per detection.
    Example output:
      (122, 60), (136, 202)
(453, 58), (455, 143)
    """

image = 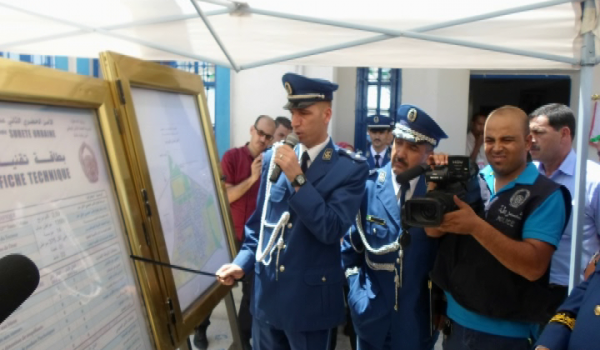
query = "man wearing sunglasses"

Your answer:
(194, 114), (275, 350)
